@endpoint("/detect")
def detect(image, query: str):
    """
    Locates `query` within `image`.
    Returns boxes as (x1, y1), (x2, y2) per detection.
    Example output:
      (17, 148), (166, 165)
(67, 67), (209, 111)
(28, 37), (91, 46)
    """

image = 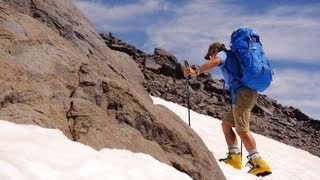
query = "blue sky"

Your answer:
(74, 0), (320, 120)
